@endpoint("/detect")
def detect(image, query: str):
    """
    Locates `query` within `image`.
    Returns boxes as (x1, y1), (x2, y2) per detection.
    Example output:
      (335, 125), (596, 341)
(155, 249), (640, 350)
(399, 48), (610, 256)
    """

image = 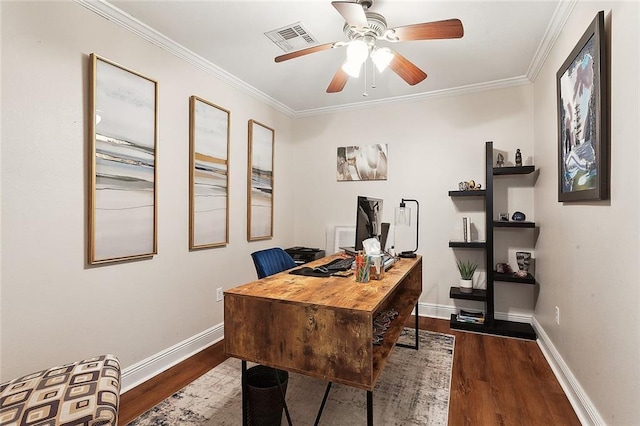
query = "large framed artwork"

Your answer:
(189, 96), (230, 249)
(89, 54), (158, 264)
(337, 144), (388, 181)
(556, 11), (608, 202)
(247, 120), (274, 241)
